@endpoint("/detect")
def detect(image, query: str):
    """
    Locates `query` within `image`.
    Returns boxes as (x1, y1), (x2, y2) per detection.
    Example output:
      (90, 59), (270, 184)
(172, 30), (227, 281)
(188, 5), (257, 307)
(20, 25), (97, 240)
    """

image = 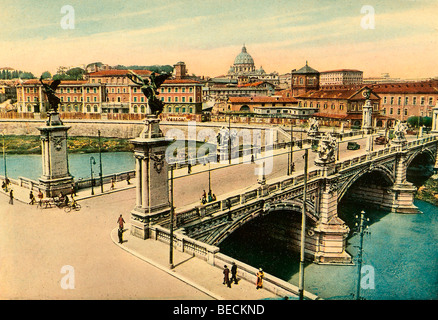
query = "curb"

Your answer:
(109, 228), (224, 300)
